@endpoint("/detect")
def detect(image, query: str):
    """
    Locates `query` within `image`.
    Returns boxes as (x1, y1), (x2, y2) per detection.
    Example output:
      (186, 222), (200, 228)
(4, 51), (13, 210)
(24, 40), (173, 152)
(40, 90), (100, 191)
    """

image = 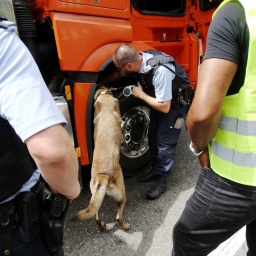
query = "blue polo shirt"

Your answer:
(139, 52), (175, 102)
(0, 26), (66, 203)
